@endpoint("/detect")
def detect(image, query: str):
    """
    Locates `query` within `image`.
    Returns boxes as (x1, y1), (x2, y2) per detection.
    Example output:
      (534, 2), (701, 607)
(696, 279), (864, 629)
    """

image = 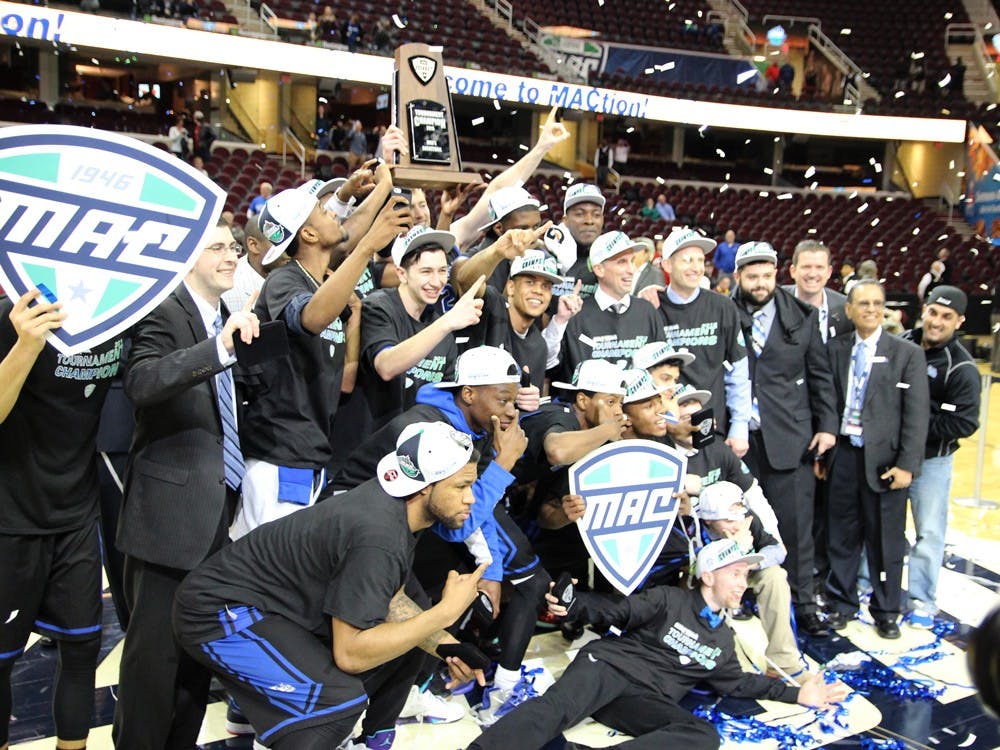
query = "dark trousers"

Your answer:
(744, 431), (817, 616)
(97, 450), (130, 630)
(113, 559), (211, 750)
(113, 493), (233, 749)
(467, 653), (719, 750)
(812, 476), (831, 585)
(825, 442), (907, 621)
